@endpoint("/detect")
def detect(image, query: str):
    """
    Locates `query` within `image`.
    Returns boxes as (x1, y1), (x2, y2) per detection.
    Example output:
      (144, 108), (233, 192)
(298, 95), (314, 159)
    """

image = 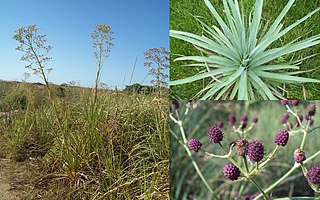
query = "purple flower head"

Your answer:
(281, 100), (289, 105)
(307, 104), (316, 116)
(187, 139), (202, 152)
(236, 138), (248, 156)
(290, 100), (299, 106)
(294, 115), (303, 126)
(274, 129), (289, 147)
(252, 117), (258, 124)
(223, 164), (240, 181)
(305, 113), (310, 121)
(307, 165), (320, 184)
(309, 119), (314, 126)
(247, 140), (265, 163)
(293, 148), (306, 163)
(241, 121), (247, 129)
(208, 126), (223, 143)
(228, 114), (236, 127)
(216, 121), (224, 129)
(170, 100), (179, 112)
(240, 114), (248, 122)
(281, 113), (289, 124)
